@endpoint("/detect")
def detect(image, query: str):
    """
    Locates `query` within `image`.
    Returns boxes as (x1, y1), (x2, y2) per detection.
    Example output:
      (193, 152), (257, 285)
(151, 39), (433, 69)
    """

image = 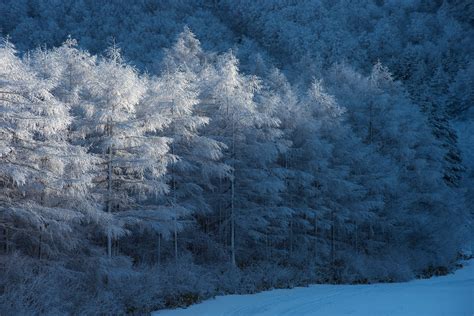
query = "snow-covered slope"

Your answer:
(155, 260), (474, 316)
